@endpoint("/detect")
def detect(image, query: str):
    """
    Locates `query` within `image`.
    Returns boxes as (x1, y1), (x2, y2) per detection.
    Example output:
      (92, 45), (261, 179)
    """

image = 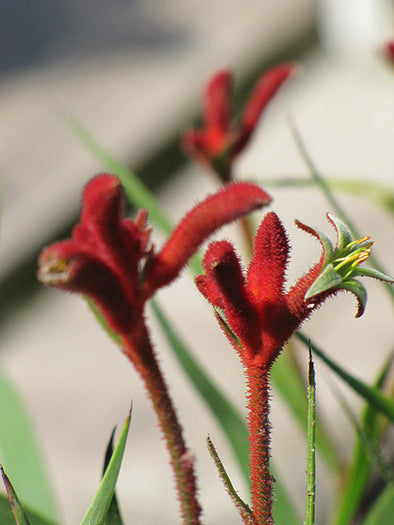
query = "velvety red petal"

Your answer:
(234, 63), (294, 154)
(145, 182), (271, 291)
(196, 240), (260, 354)
(247, 212), (289, 309)
(204, 69), (232, 134)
